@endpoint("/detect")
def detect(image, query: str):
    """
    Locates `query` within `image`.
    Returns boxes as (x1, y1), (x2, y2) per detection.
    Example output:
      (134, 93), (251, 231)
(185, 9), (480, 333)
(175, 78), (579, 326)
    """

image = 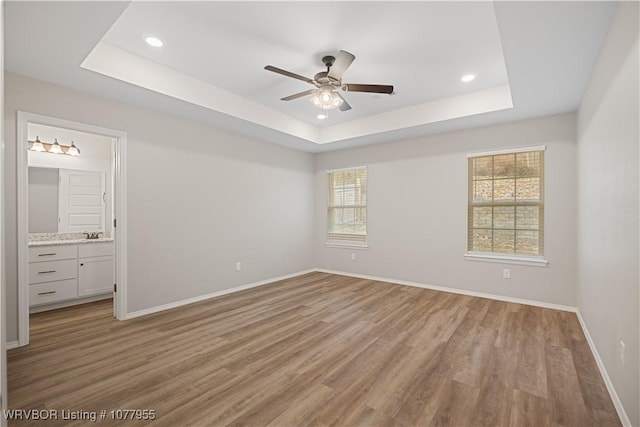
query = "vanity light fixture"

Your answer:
(28, 137), (81, 156)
